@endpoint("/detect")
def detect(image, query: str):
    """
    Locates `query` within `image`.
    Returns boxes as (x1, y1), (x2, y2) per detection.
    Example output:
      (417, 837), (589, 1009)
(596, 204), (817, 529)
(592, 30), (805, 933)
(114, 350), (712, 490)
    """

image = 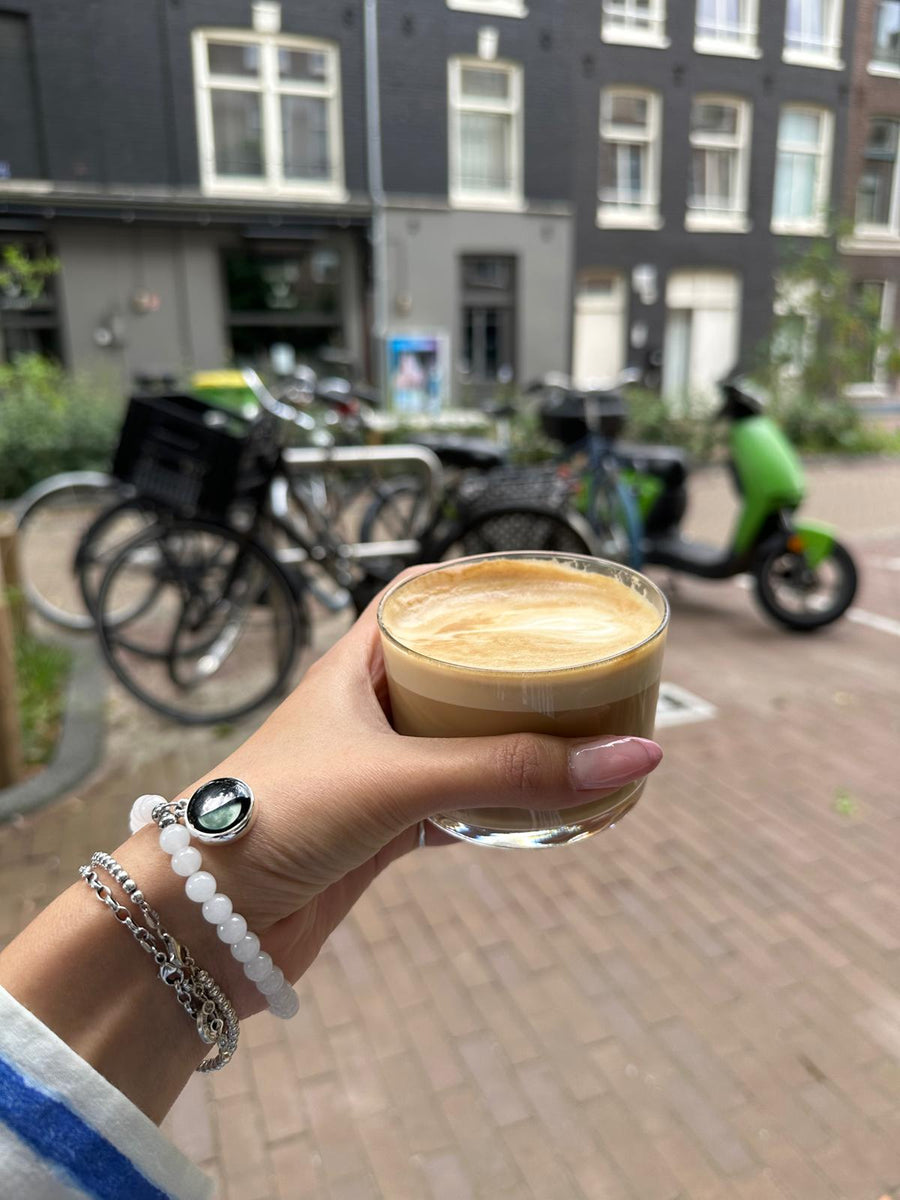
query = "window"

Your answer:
(459, 255), (516, 385)
(687, 97), (751, 230)
(855, 119), (900, 233)
(192, 30), (345, 198)
(449, 59), (522, 207)
(597, 89), (662, 228)
(871, 1), (900, 73)
(852, 280), (896, 384)
(771, 106), (832, 233)
(694, 0), (760, 57)
(602, 0), (669, 48)
(783, 0), (843, 66)
(0, 14), (44, 180)
(224, 244), (345, 366)
(446, 0), (527, 15)
(0, 241), (61, 362)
